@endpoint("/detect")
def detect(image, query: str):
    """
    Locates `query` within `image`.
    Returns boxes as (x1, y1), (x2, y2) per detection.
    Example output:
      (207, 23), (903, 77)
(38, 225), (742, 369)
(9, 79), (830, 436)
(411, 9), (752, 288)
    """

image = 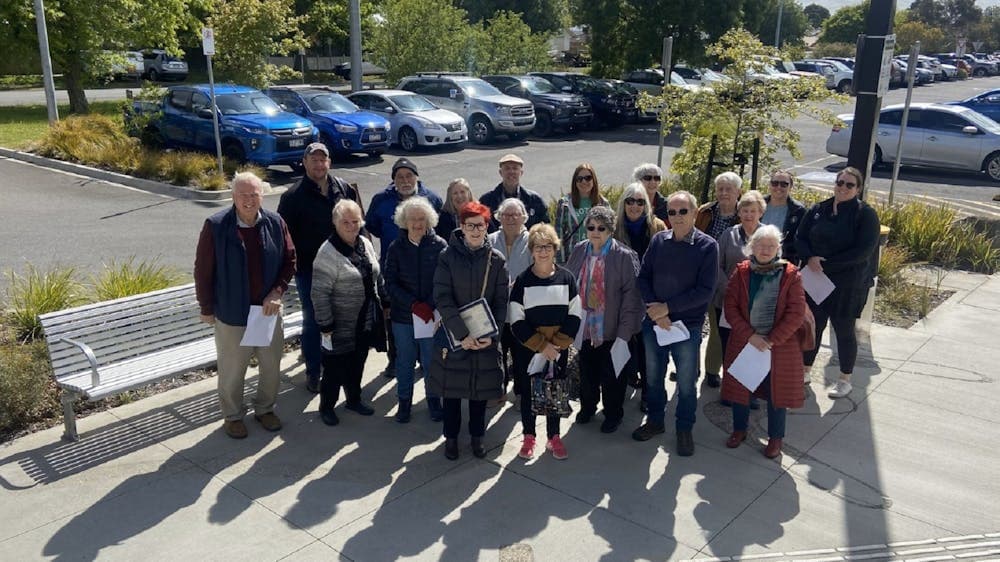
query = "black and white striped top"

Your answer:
(508, 266), (582, 345)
